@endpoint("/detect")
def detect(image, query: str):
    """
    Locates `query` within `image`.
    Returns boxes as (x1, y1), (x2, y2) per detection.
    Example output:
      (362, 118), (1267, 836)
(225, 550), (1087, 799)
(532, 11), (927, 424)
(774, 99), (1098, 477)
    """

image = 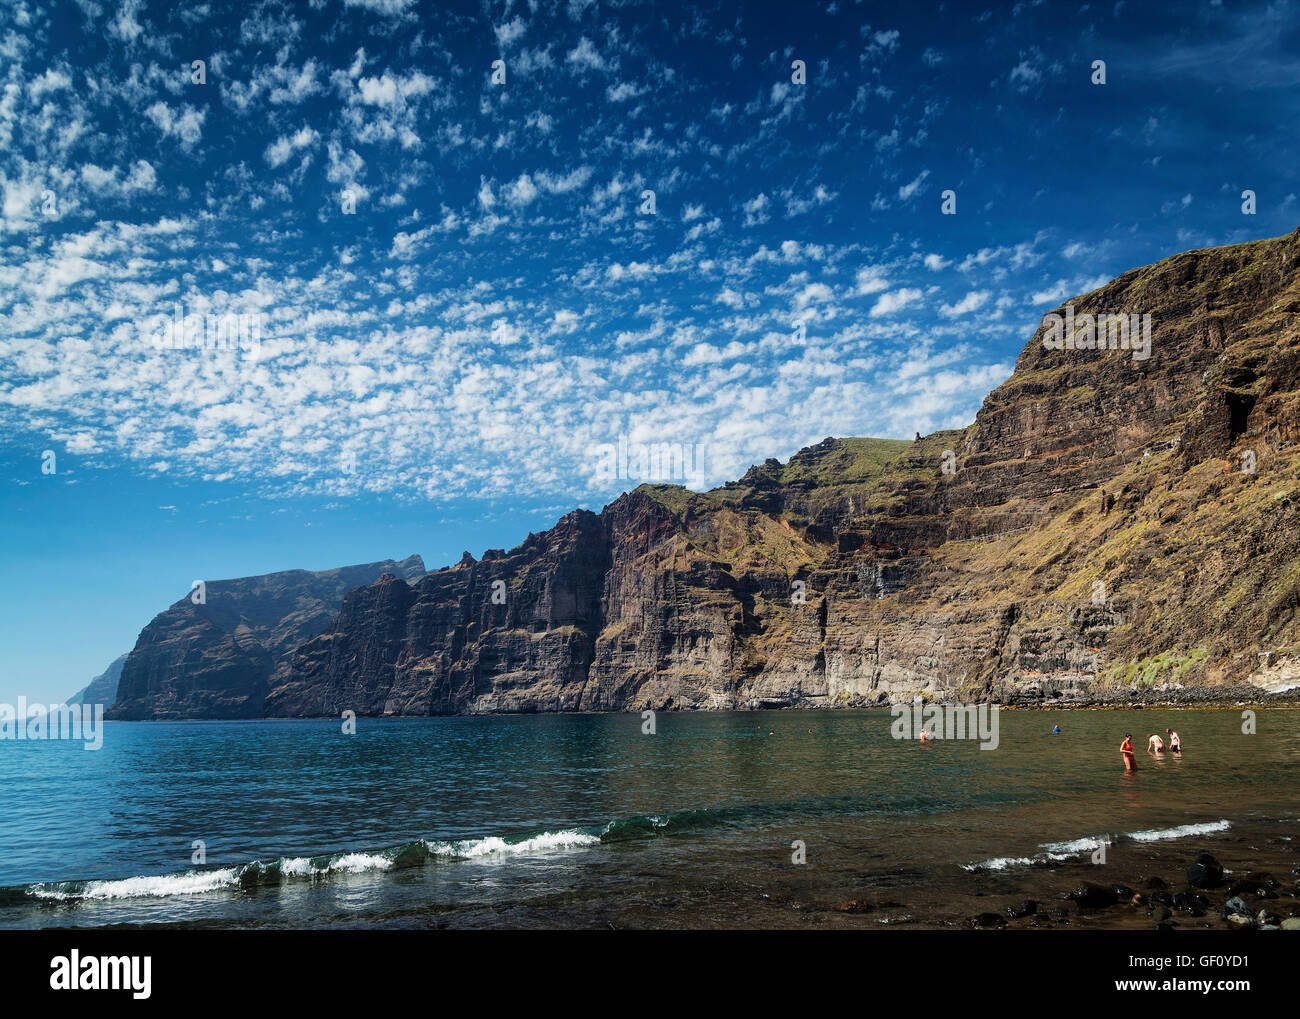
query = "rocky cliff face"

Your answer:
(265, 227), (1300, 714)
(67, 653), (127, 707)
(108, 556), (425, 719)
(117, 228), (1300, 718)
